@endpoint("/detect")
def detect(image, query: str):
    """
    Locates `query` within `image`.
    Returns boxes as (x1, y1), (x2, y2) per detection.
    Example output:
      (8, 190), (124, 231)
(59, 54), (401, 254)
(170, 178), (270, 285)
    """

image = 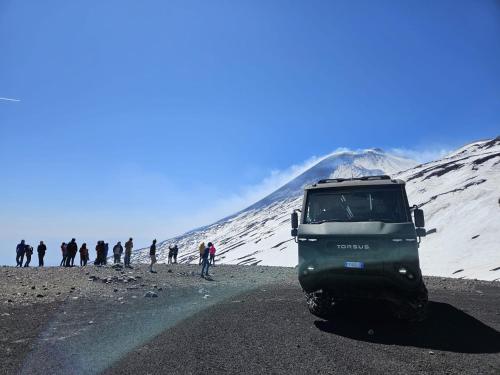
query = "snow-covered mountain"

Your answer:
(395, 137), (500, 280)
(132, 138), (500, 281)
(244, 149), (416, 210)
